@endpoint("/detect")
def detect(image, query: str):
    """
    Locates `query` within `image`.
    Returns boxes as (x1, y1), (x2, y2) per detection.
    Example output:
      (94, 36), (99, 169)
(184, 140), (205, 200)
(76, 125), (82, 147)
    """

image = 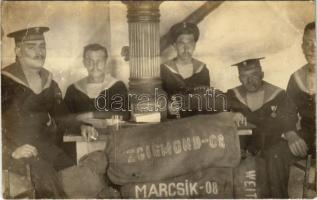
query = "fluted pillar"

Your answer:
(124, 1), (166, 117)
